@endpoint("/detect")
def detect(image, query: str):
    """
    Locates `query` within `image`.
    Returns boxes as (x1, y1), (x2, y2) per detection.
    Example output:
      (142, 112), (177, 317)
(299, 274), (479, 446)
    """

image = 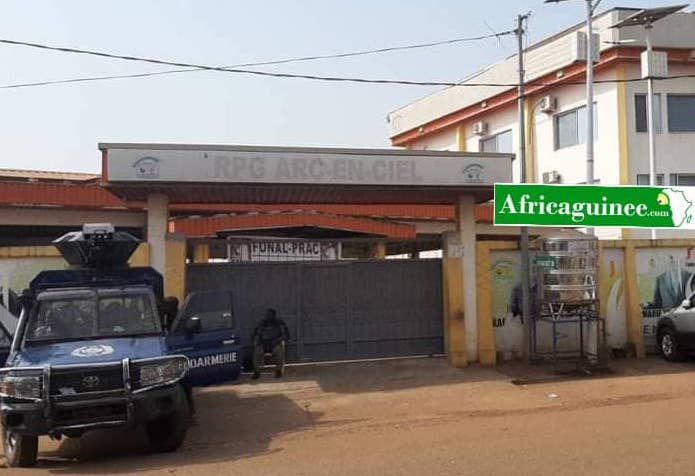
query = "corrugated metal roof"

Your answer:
(172, 211), (418, 239)
(0, 181), (132, 209)
(0, 174), (494, 223)
(0, 168), (99, 183)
